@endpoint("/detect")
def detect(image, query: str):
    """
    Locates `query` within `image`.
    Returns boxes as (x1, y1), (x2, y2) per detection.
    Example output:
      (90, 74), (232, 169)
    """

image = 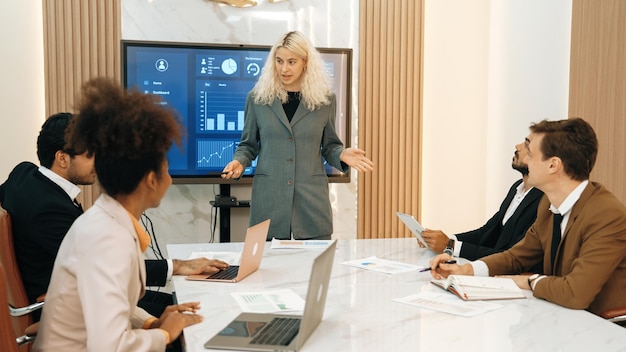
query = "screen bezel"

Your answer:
(121, 39), (352, 184)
